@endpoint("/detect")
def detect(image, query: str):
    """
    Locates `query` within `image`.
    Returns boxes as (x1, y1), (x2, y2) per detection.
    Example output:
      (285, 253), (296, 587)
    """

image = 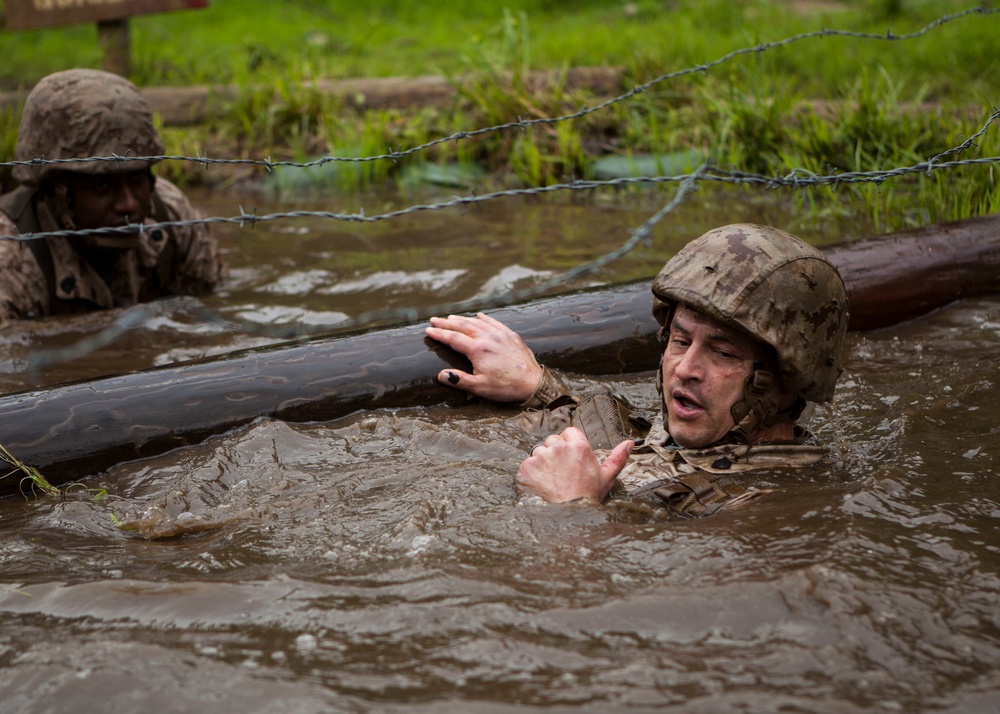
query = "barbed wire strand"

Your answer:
(23, 95), (1000, 368)
(13, 104), (1000, 370)
(5, 109), (998, 244)
(25, 165), (709, 370)
(2, 6), (997, 175)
